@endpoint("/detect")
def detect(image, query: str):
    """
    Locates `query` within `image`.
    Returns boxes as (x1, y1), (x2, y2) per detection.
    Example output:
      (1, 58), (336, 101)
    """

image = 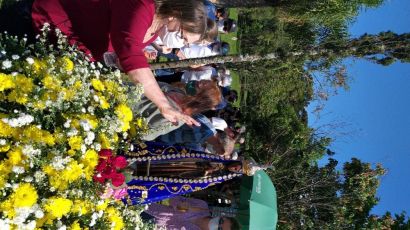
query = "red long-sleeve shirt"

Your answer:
(32, 0), (157, 72)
